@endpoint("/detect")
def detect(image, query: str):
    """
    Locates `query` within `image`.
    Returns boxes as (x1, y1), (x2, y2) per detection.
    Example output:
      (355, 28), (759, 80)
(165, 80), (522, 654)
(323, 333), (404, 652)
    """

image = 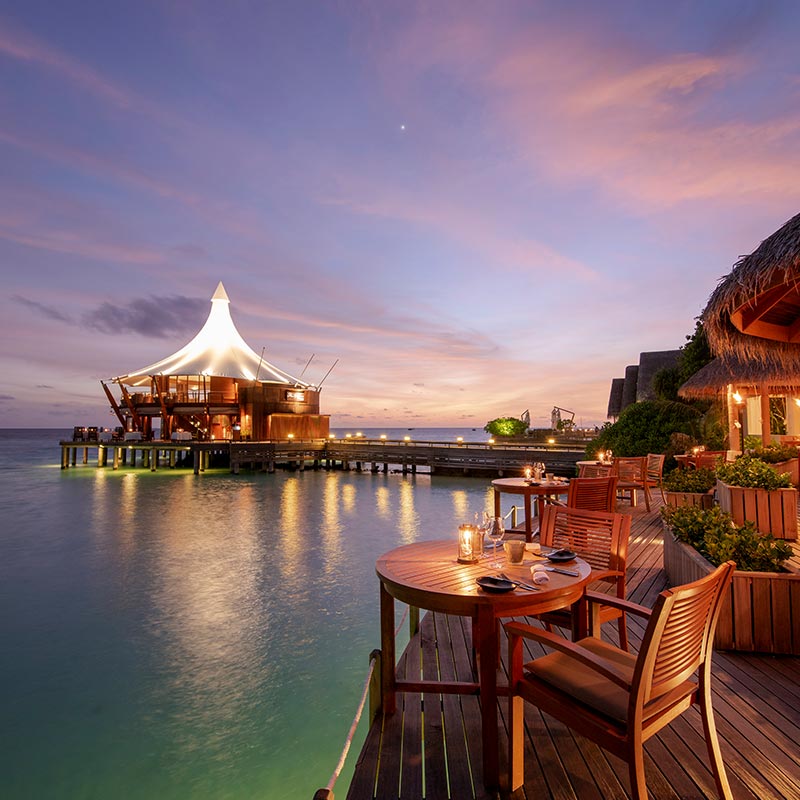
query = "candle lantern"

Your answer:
(457, 524), (483, 563)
